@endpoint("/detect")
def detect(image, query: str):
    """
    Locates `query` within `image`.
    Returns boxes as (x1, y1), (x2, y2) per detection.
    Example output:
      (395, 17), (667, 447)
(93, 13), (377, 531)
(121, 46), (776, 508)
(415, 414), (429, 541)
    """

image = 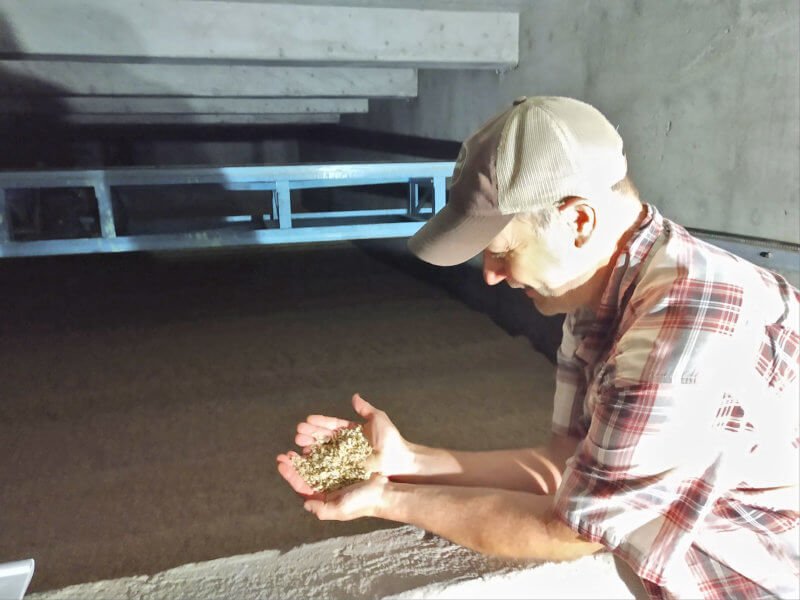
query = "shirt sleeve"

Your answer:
(553, 272), (748, 587)
(553, 379), (733, 587)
